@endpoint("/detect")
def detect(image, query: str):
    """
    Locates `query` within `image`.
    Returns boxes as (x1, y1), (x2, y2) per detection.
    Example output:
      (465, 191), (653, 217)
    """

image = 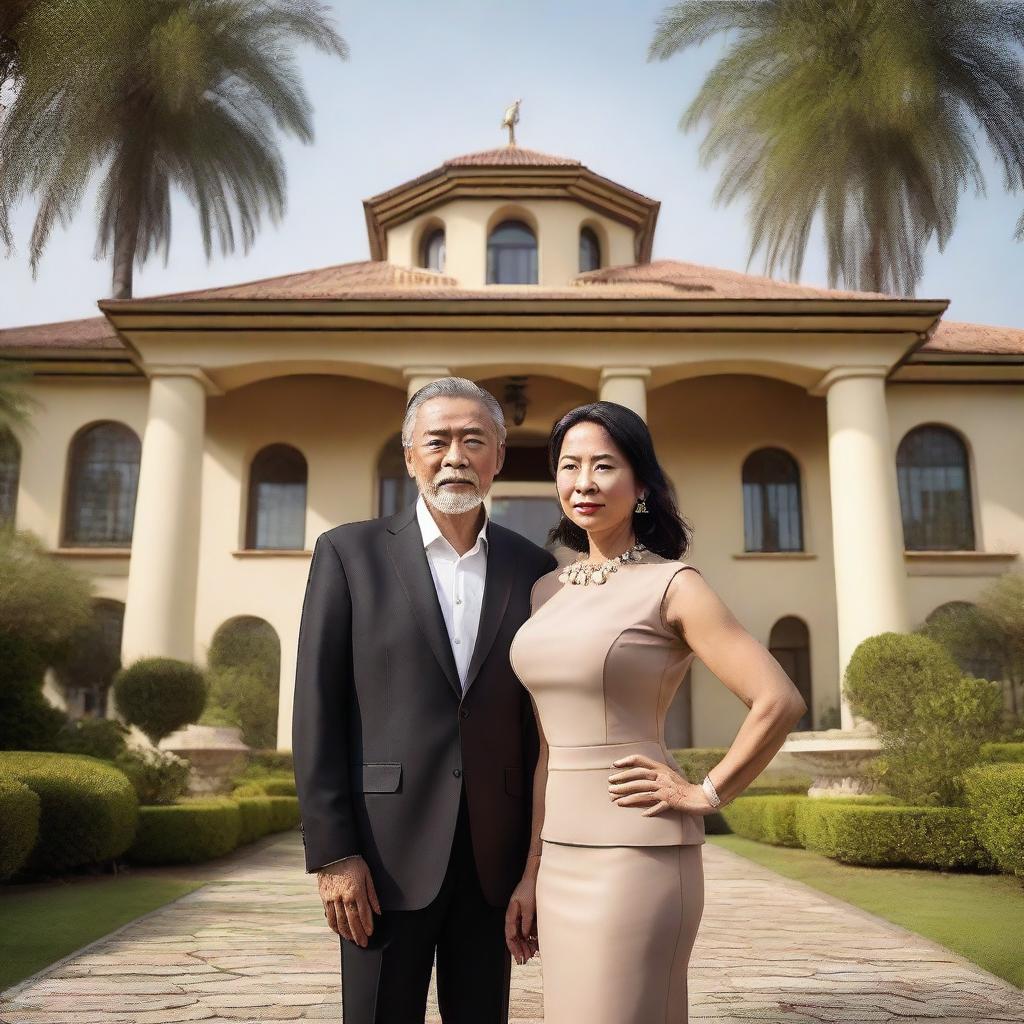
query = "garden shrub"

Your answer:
(128, 799), (241, 865)
(844, 632), (1003, 806)
(249, 749), (294, 775)
(980, 742), (1024, 764)
(794, 799), (993, 870)
(200, 618), (280, 748)
(963, 763), (1024, 877)
(54, 717), (129, 760)
(114, 747), (191, 805)
(231, 782), (266, 798)
(0, 682), (67, 751)
(267, 796), (300, 832)
(671, 747), (730, 833)
(0, 774), (40, 880)
(112, 657), (207, 745)
(720, 795), (806, 847)
(0, 752), (138, 873)
(236, 795), (274, 844)
(230, 772), (295, 797)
